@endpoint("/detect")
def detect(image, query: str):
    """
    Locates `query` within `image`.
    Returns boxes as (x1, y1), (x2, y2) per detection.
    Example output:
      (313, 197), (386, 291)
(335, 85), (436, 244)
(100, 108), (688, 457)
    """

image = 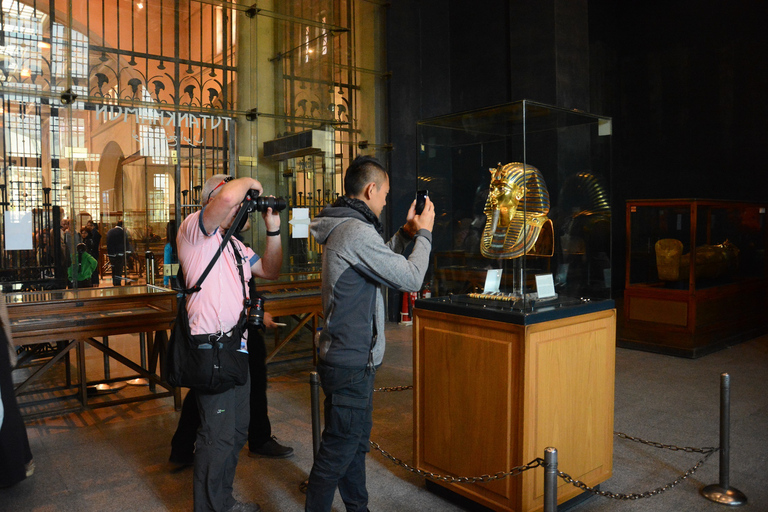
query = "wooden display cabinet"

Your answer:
(6, 285), (178, 418)
(413, 302), (616, 512)
(620, 199), (768, 358)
